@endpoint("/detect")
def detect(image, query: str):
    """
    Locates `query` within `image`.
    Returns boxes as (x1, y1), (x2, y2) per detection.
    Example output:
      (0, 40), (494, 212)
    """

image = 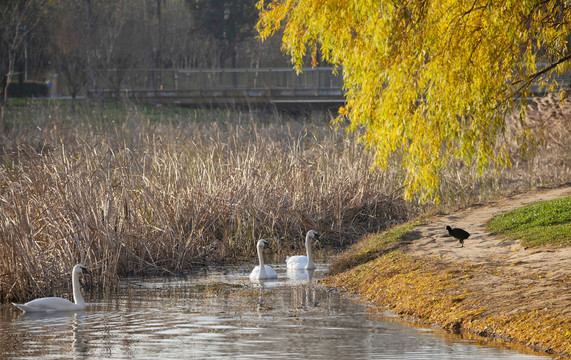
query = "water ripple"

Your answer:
(0, 266), (549, 359)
